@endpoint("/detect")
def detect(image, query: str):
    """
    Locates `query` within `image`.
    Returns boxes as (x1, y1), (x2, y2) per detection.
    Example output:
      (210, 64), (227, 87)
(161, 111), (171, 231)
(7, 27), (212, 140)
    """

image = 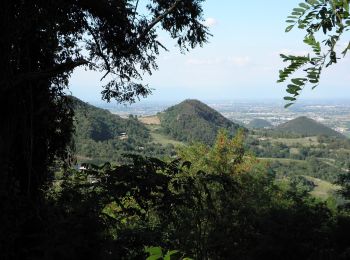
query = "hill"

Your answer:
(71, 96), (150, 142)
(247, 118), (272, 129)
(70, 97), (156, 164)
(276, 116), (345, 138)
(158, 99), (243, 144)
